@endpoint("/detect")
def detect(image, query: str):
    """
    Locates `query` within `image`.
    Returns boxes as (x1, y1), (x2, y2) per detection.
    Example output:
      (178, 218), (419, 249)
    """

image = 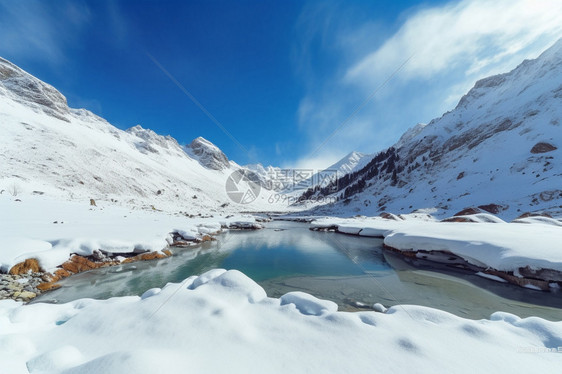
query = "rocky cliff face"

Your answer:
(186, 137), (231, 170)
(302, 39), (562, 219)
(0, 57), (70, 121)
(126, 125), (186, 157)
